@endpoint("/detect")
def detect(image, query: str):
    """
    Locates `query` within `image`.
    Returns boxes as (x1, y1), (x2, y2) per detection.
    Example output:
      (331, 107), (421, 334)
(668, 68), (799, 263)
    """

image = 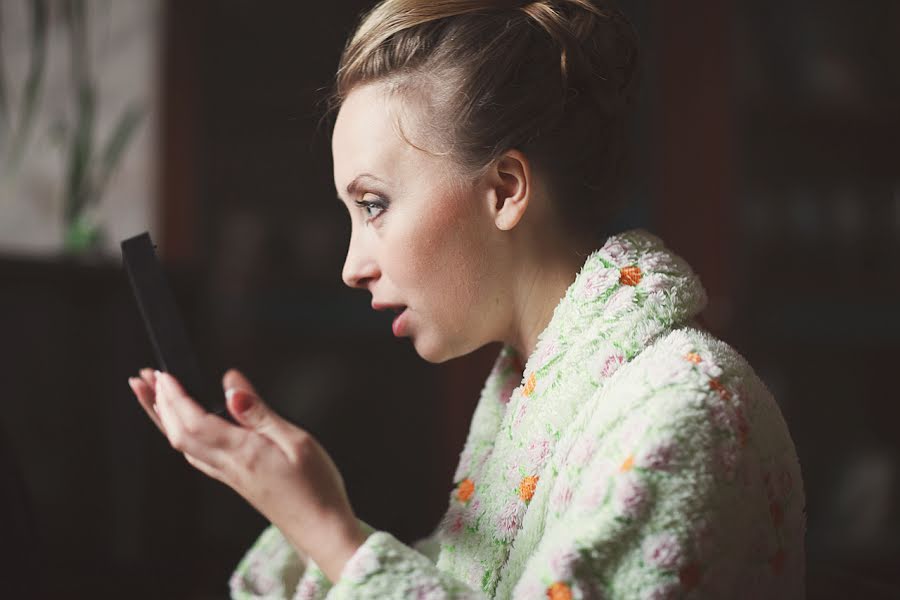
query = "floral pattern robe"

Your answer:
(229, 229), (806, 599)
